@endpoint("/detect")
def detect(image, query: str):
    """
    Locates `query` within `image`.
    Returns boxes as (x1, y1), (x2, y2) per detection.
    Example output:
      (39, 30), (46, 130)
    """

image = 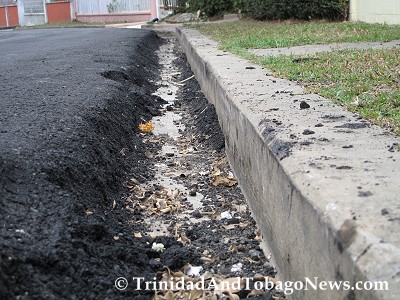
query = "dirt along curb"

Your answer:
(176, 27), (400, 299)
